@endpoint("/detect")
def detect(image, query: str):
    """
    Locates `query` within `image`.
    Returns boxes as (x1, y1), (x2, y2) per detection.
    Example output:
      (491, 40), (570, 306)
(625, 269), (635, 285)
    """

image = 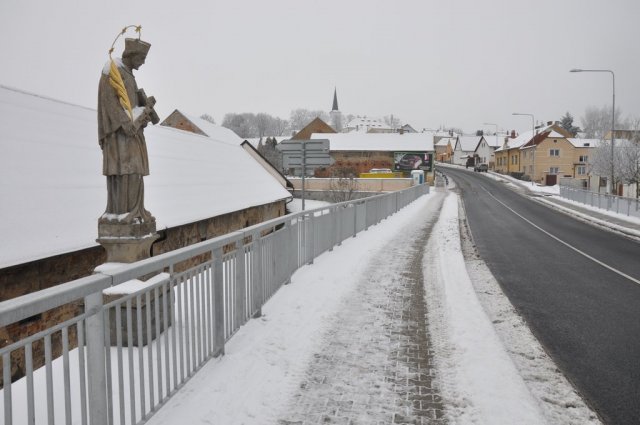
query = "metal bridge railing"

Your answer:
(559, 186), (640, 219)
(0, 183), (429, 425)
